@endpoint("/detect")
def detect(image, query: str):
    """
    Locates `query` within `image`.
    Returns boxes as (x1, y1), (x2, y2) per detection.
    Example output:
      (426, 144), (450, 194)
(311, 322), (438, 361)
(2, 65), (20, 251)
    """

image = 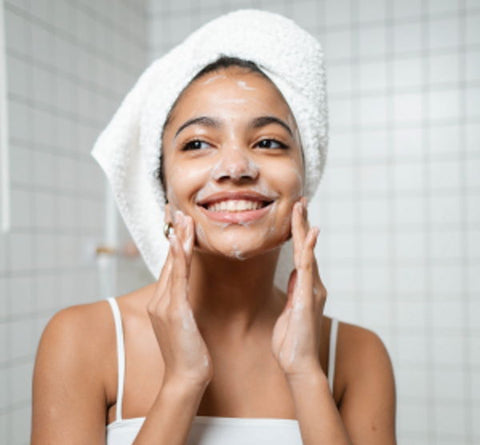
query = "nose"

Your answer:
(211, 147), (259, 183)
